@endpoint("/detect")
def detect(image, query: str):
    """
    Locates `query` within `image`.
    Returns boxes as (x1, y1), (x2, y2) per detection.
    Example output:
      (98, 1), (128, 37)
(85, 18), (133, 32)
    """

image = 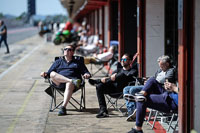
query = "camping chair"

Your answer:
(44, 56), (86, 112)
(104, 64), (139, 116)
(104, 54), (139, 116)
(105, 92), (127, 116)
(146, 109), (178, 131)
(90, 60), (110, 77)
(90, 53), (118, 77)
